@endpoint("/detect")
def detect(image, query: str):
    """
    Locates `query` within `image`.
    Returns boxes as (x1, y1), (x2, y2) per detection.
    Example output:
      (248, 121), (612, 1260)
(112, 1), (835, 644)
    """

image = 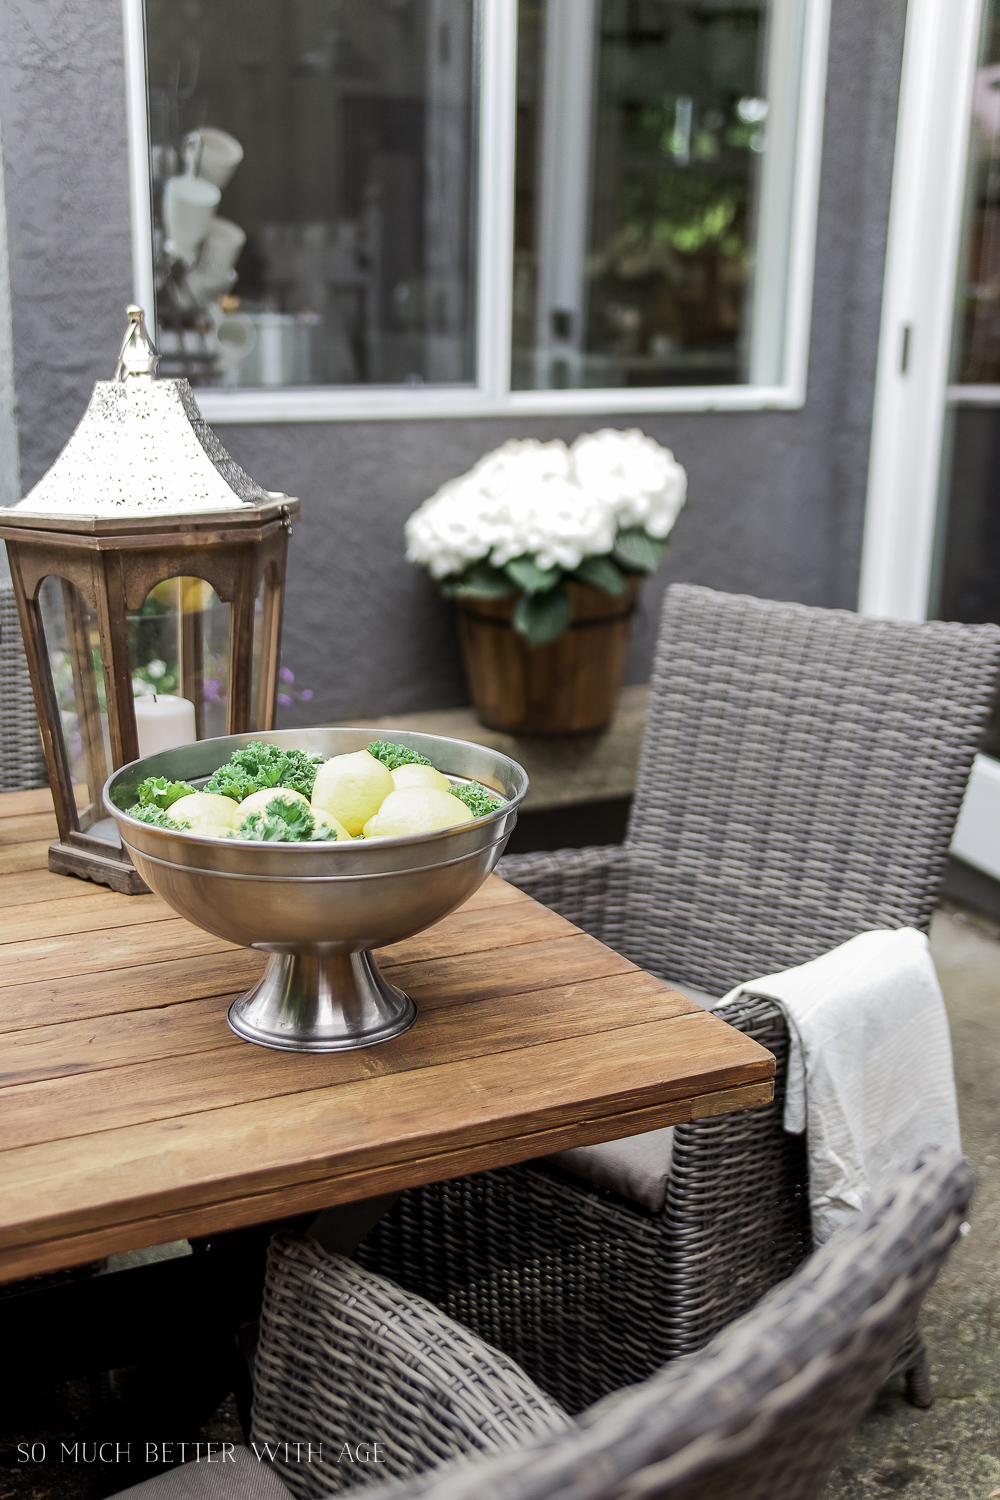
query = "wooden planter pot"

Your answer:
(457, 577), (642, 734)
